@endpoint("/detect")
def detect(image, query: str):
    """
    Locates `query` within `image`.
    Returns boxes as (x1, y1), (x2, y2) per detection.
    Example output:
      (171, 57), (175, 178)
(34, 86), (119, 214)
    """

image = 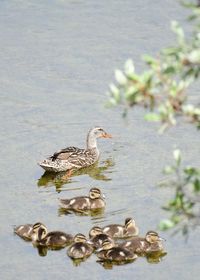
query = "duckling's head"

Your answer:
(145, 231), (164, 244)
(125, 217), (135, 228)
(89, 188), (104, 200)
(32, 222), (47, 242)
(73, 233), (87, 243)
(89, 226), (103, 238)
(98, 238), (115, 251)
